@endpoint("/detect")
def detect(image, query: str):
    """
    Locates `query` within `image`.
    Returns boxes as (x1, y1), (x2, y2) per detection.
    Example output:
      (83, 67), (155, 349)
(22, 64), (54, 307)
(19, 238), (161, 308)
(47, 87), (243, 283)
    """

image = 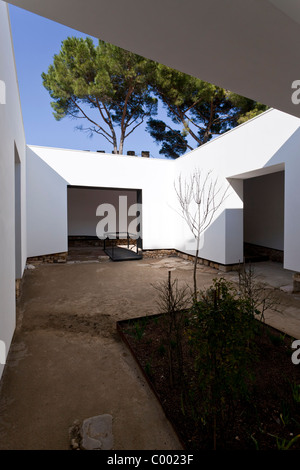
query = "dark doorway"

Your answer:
(67, 186), (142, 261)
(243, 171), (284, 263)
(15, 145), (22, 279)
